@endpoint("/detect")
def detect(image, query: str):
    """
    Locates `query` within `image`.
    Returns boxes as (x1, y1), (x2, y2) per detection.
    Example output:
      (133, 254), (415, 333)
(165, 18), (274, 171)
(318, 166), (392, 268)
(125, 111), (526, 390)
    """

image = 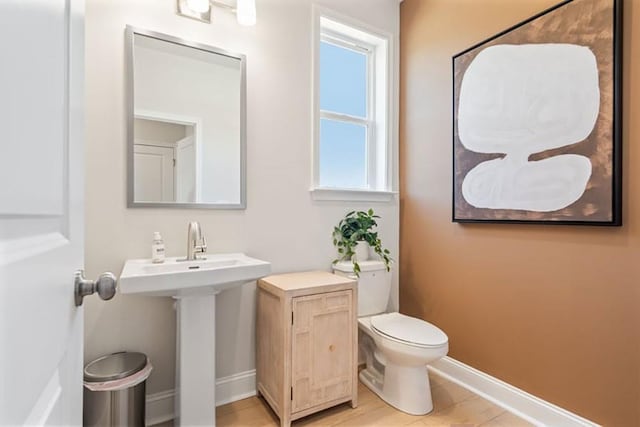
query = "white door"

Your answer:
(134, 144), (176, 202)
(0, 0), (86, 425)
(176, 136), (197, 203)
